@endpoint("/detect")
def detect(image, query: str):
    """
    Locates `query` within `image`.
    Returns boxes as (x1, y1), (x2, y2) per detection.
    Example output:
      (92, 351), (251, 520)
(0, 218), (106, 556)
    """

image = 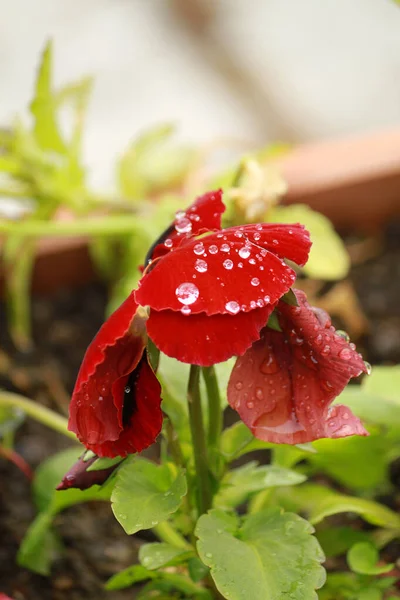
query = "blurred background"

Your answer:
(1, 0), (400, 191)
